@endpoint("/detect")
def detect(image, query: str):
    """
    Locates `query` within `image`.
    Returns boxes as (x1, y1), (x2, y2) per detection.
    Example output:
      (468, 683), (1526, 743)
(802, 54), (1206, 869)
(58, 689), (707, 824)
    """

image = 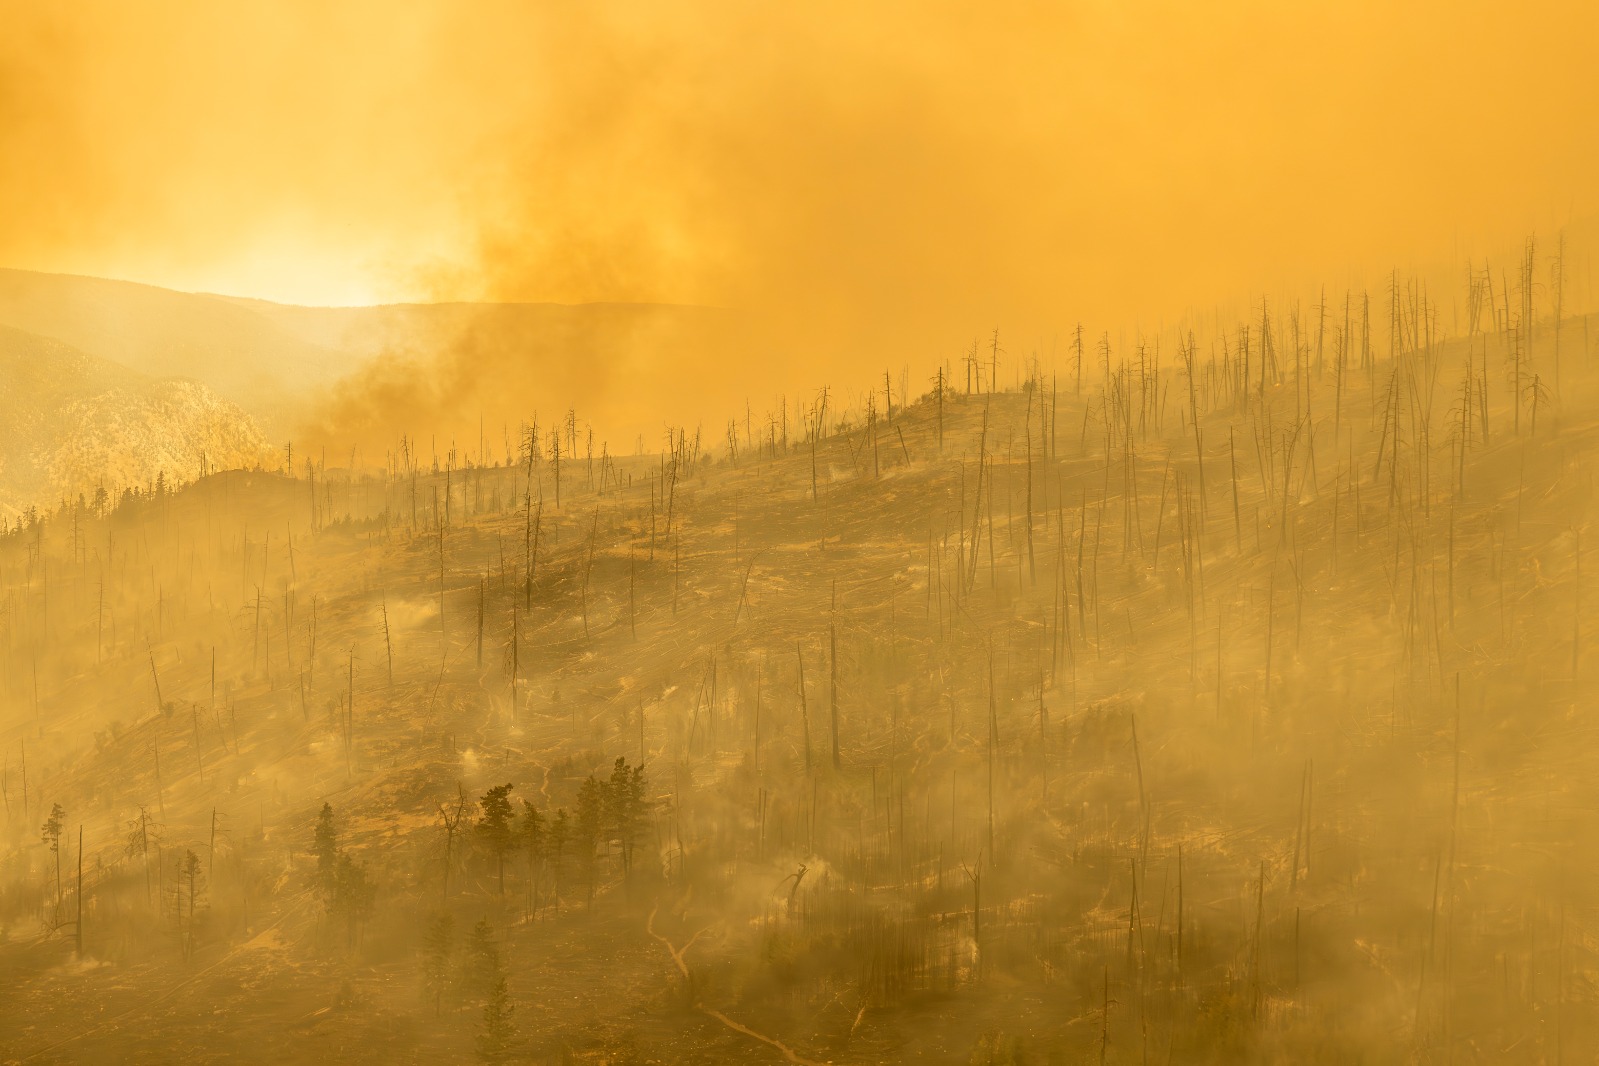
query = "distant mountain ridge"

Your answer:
(0, 323), (271, 518)
(0, 269), (742, 520)
(0, 268), (347, 421)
